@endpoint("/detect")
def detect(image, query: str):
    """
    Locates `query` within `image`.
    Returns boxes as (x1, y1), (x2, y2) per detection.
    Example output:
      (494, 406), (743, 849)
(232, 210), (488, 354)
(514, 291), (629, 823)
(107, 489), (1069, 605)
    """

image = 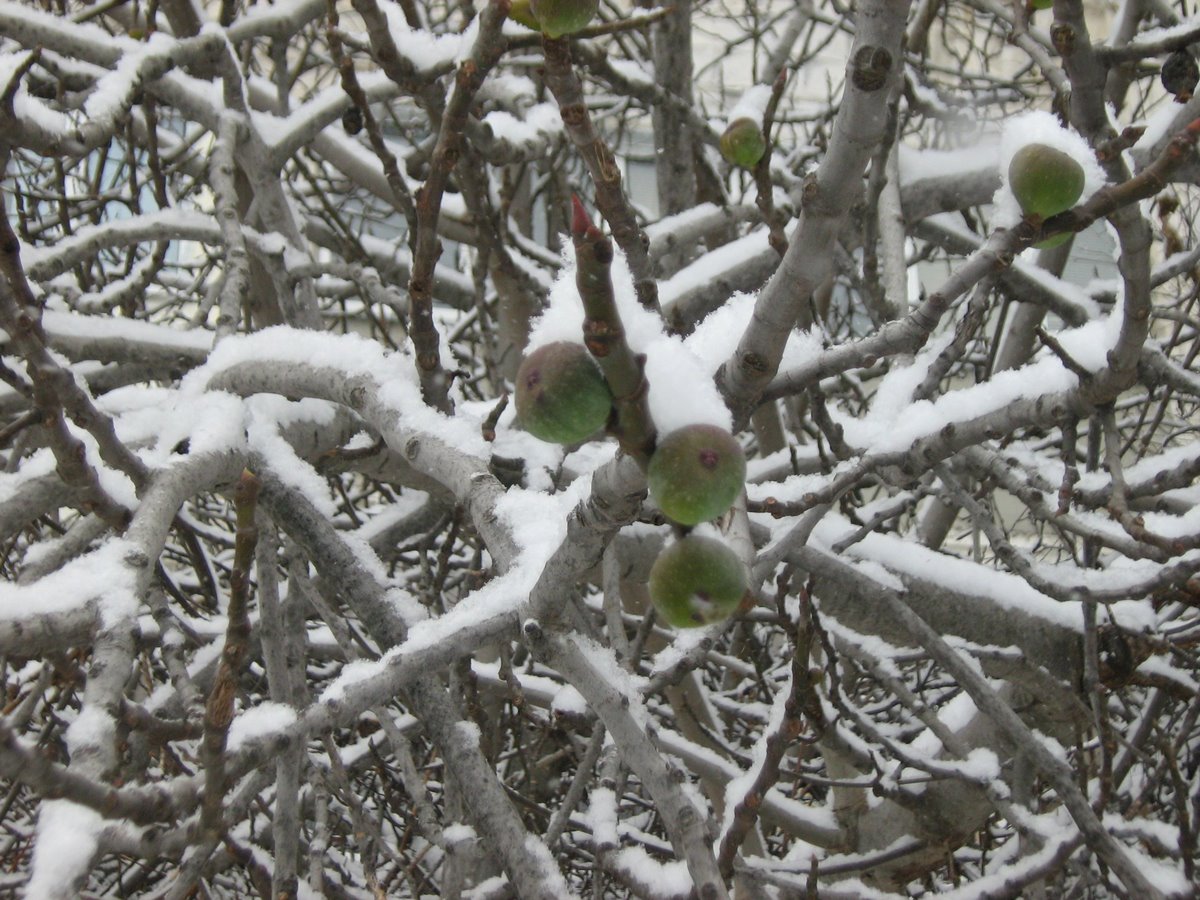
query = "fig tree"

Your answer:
(516, 342), (612, 444)
(719, 118), (766, 169)
(649, 536), (747, 628)
(529, 0), (598, 38)
(647, 424), (746, 526)
(1008, 143), (1085, 249)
